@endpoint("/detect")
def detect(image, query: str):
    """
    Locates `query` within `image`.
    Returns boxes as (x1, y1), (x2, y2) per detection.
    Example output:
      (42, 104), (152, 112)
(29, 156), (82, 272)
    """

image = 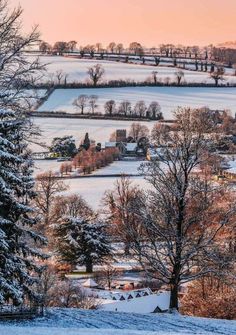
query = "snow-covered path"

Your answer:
(0, 308), (235, 335)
